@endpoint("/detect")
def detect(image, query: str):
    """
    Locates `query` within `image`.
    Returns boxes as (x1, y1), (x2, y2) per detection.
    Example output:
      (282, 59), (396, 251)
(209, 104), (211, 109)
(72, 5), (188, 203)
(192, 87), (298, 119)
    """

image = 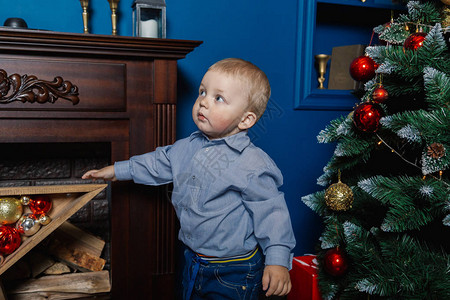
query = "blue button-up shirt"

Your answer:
(114, 130), (295, 268)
